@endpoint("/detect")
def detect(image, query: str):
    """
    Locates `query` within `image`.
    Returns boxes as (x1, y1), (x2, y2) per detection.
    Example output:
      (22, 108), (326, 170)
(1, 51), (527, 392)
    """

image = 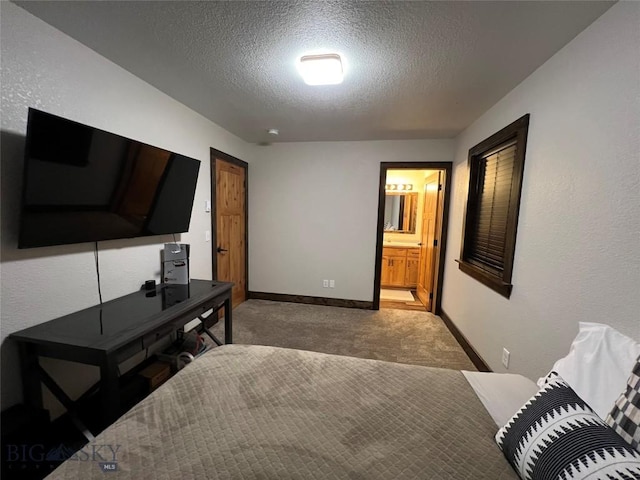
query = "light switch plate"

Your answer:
(501, 348), (510, 369)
